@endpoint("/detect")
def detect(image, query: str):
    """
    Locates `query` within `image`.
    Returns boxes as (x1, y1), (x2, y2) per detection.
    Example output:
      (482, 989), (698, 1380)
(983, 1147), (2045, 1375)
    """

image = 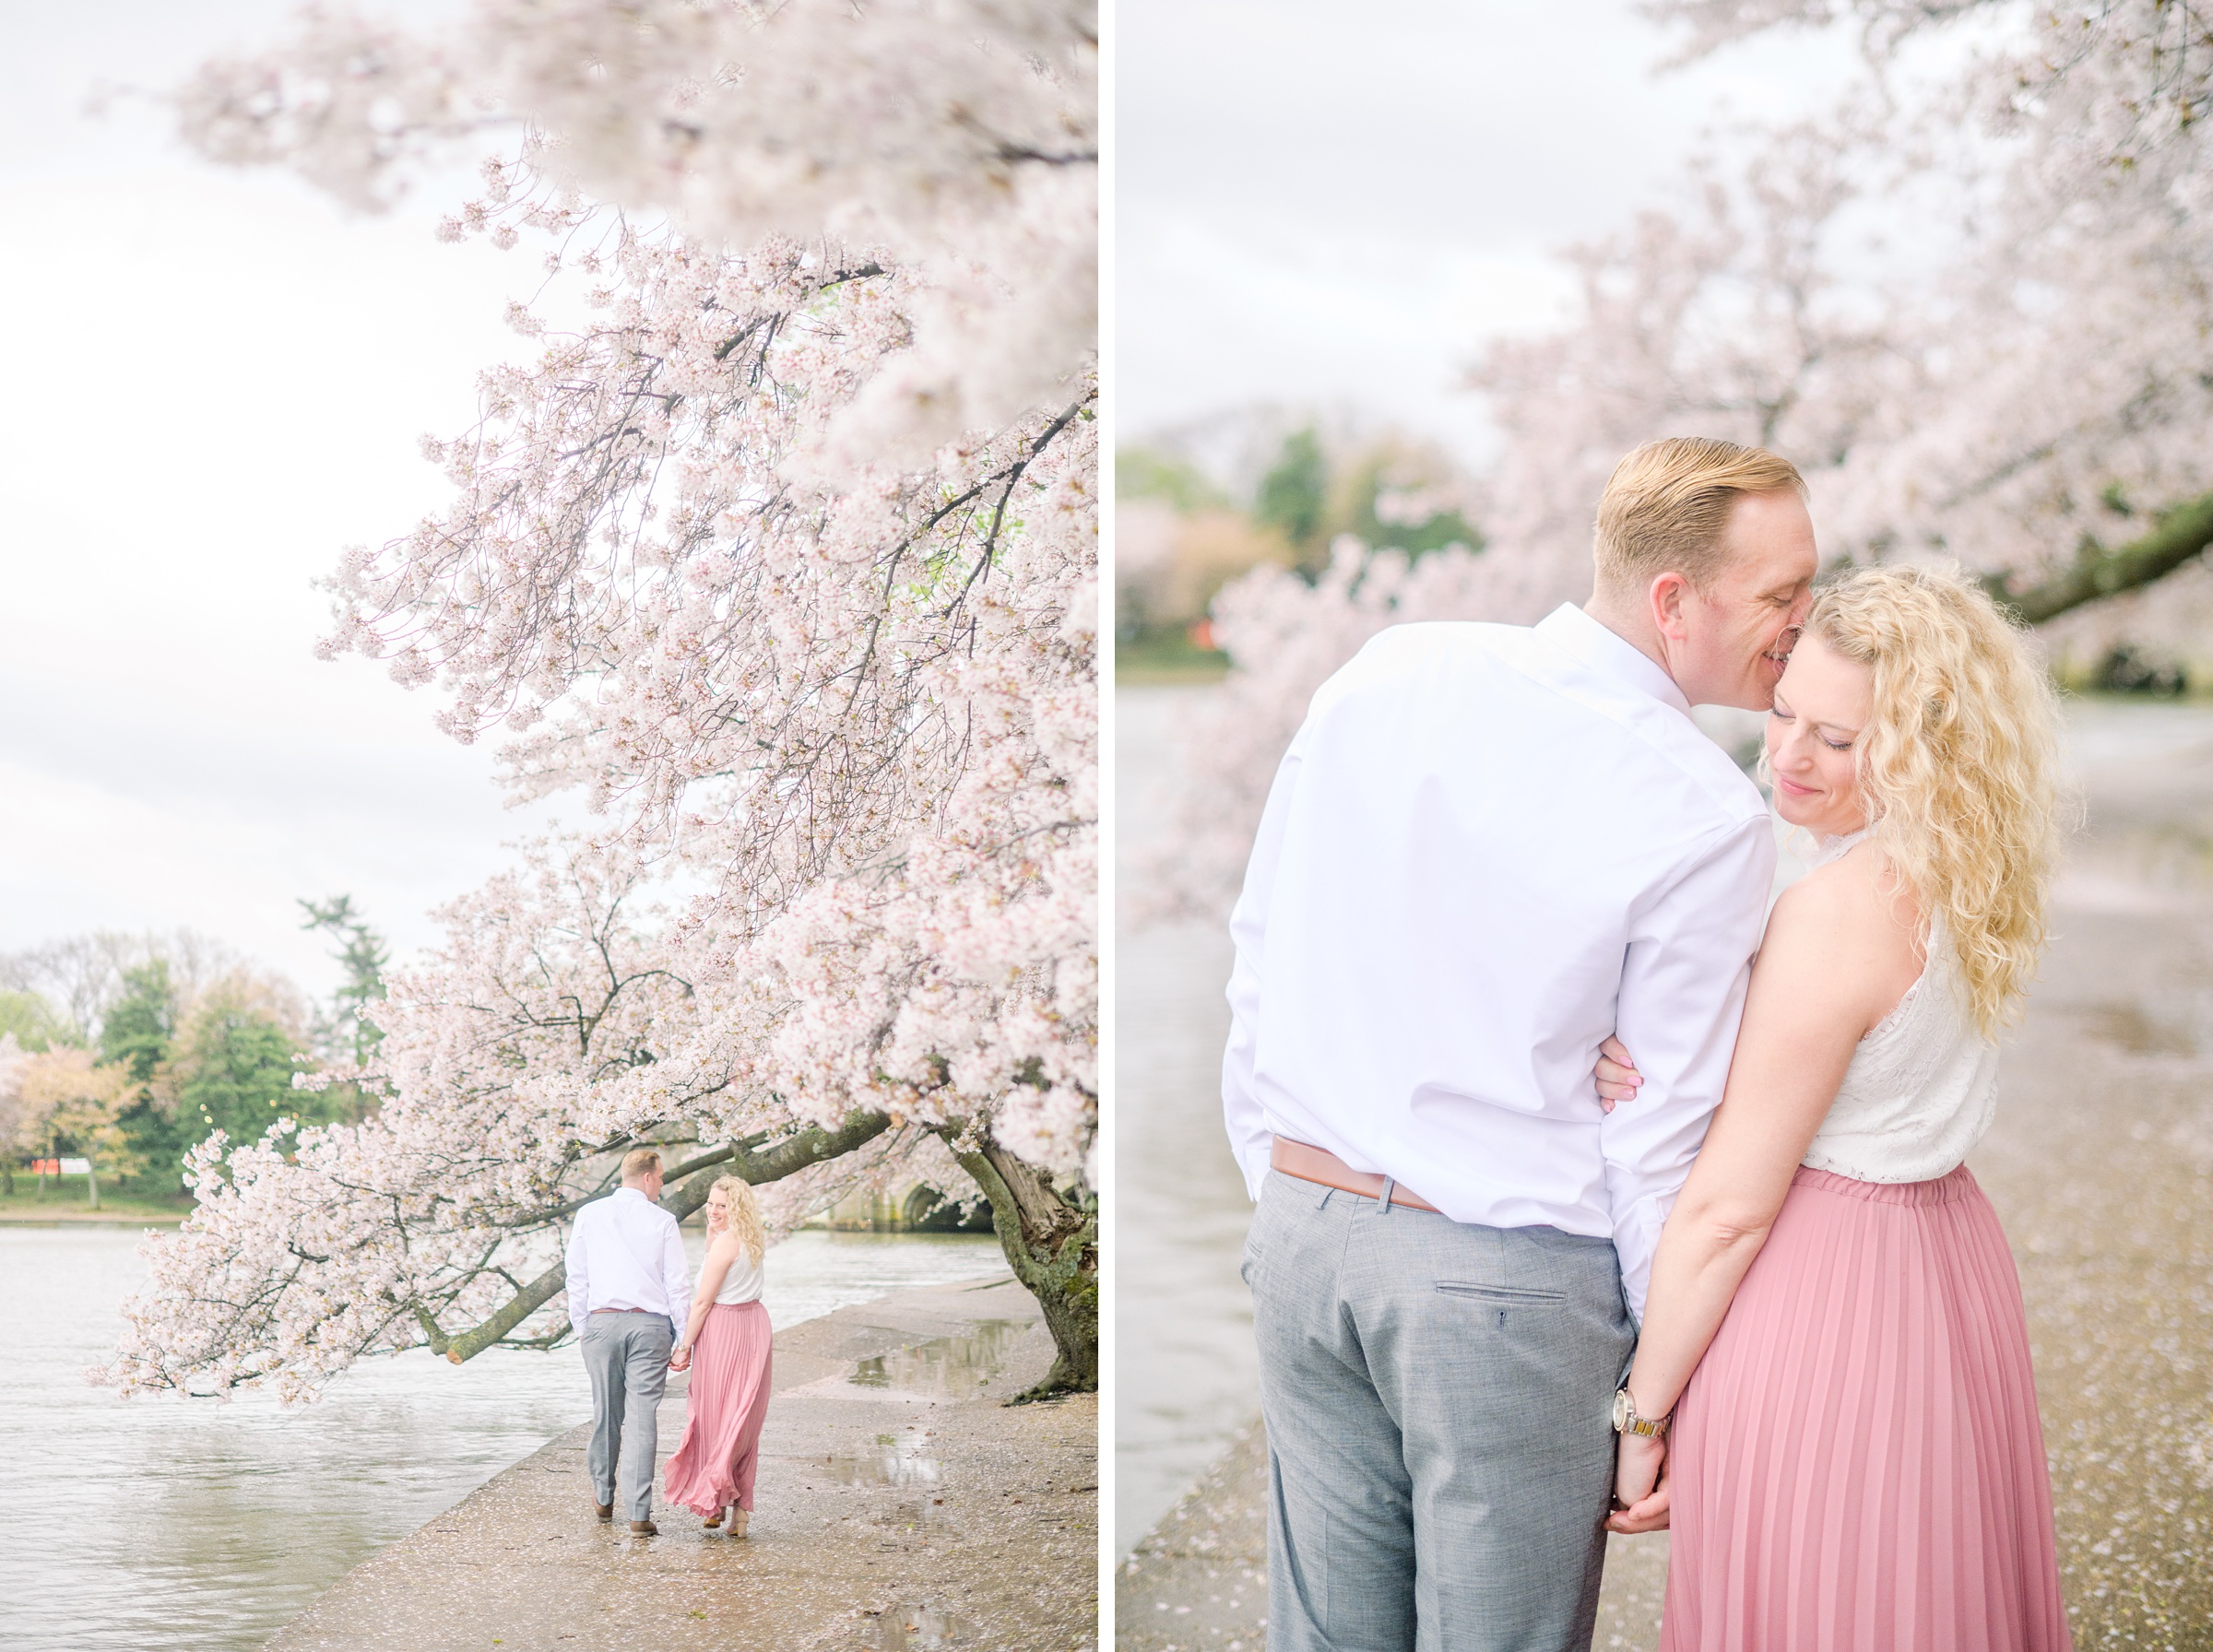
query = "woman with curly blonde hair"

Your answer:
(1594, 564), (2072, 1648)
(663, 1175), (774, 1537)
